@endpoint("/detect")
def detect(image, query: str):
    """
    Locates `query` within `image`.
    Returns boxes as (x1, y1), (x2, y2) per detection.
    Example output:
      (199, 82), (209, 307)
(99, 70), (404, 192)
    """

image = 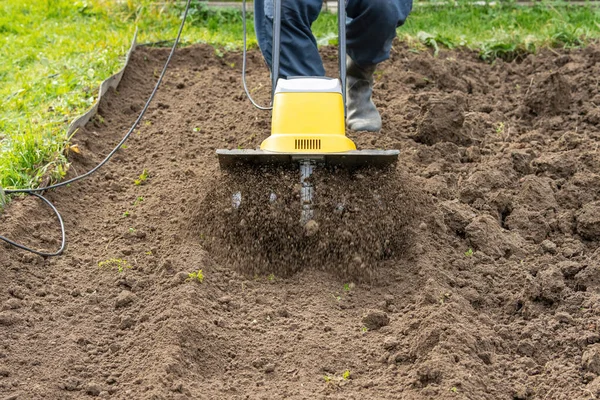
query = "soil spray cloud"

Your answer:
(191, 165), (425, 281)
